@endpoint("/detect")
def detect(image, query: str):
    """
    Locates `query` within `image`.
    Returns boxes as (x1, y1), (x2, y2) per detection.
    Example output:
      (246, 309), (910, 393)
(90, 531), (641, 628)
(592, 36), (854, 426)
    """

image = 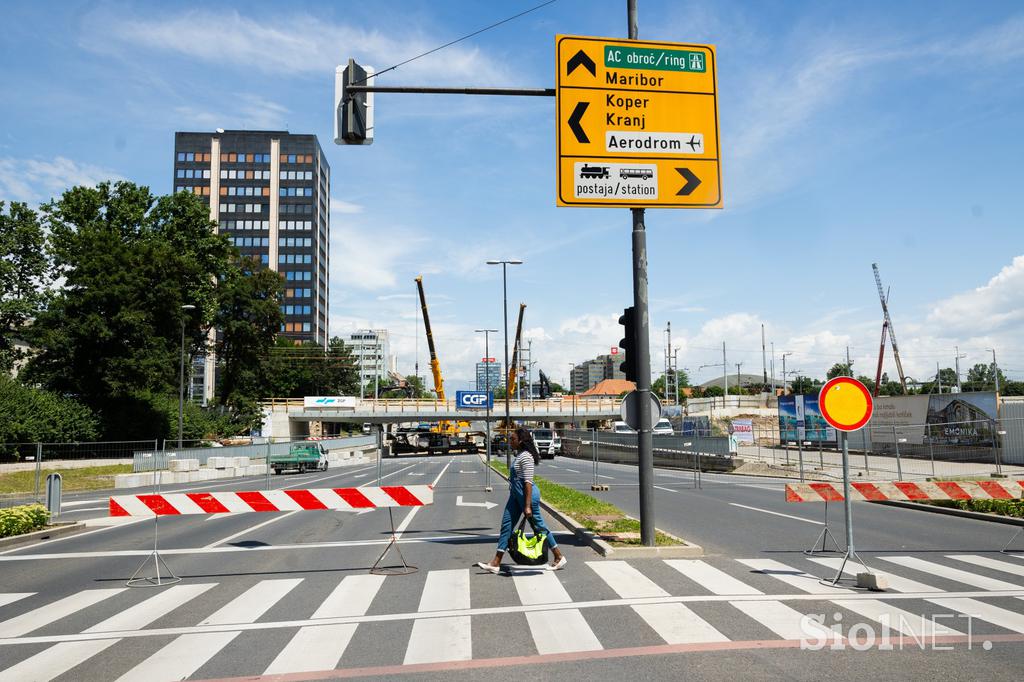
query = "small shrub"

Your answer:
(0, 504), (51, 538)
